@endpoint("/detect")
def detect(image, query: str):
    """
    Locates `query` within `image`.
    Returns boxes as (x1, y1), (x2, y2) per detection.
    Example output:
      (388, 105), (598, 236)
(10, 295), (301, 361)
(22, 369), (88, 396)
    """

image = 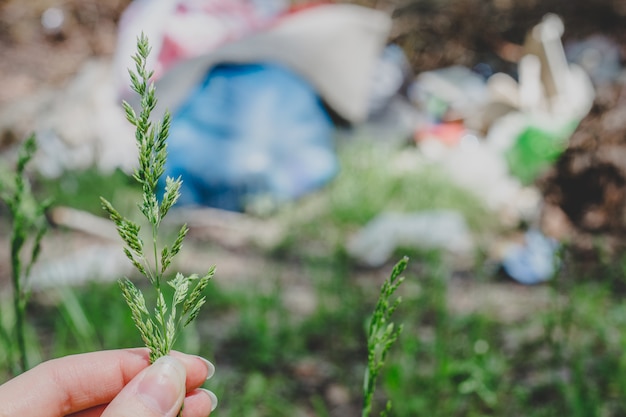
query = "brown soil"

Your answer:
(0, 0), (131, 109)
